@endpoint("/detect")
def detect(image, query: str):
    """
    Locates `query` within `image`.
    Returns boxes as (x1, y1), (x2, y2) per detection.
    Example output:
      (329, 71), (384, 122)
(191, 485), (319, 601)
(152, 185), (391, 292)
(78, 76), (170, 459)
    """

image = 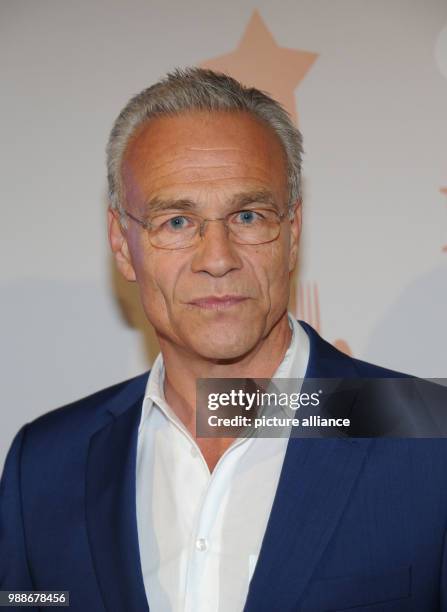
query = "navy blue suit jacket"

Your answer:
(1, 321), (447, 611)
